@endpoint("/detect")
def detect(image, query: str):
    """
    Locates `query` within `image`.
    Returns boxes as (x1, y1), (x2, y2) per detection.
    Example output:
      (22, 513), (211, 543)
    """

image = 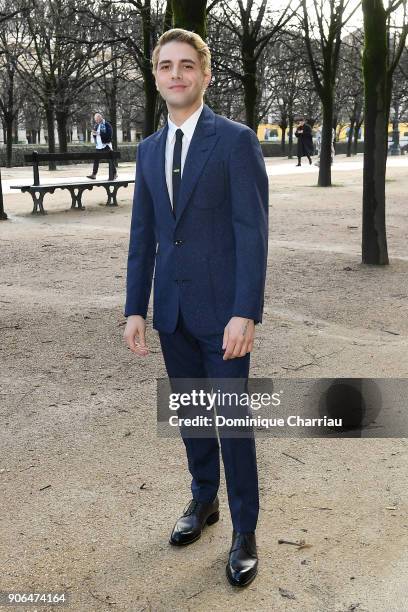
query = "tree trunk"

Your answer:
(139, 1), (159, 137)
(347, 116), (355, 157)
(318, 98), (333, 187)
(4, 67), (16, 168)
(361, 0), (388, 265)
(280, 118), (287, 153)
(105, 79), (118, 149)
(56, 109), (69, 153)
(171, 0), (207, 38)
(353, 120), (362, 155)
(0, 168), (7, 220)
(288, 115), (294, 159)
(163, 0), (173, 31)
(389, 98), (400, 156)
(143, 68), (158, 136)
(45, 103), (57, 171)
(105, 56), (119, 148)
(280, 127), (286, 153)
(111, 102), (118, 150)
(5, 115), (14, 168)
(242, 52), (258, 132)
